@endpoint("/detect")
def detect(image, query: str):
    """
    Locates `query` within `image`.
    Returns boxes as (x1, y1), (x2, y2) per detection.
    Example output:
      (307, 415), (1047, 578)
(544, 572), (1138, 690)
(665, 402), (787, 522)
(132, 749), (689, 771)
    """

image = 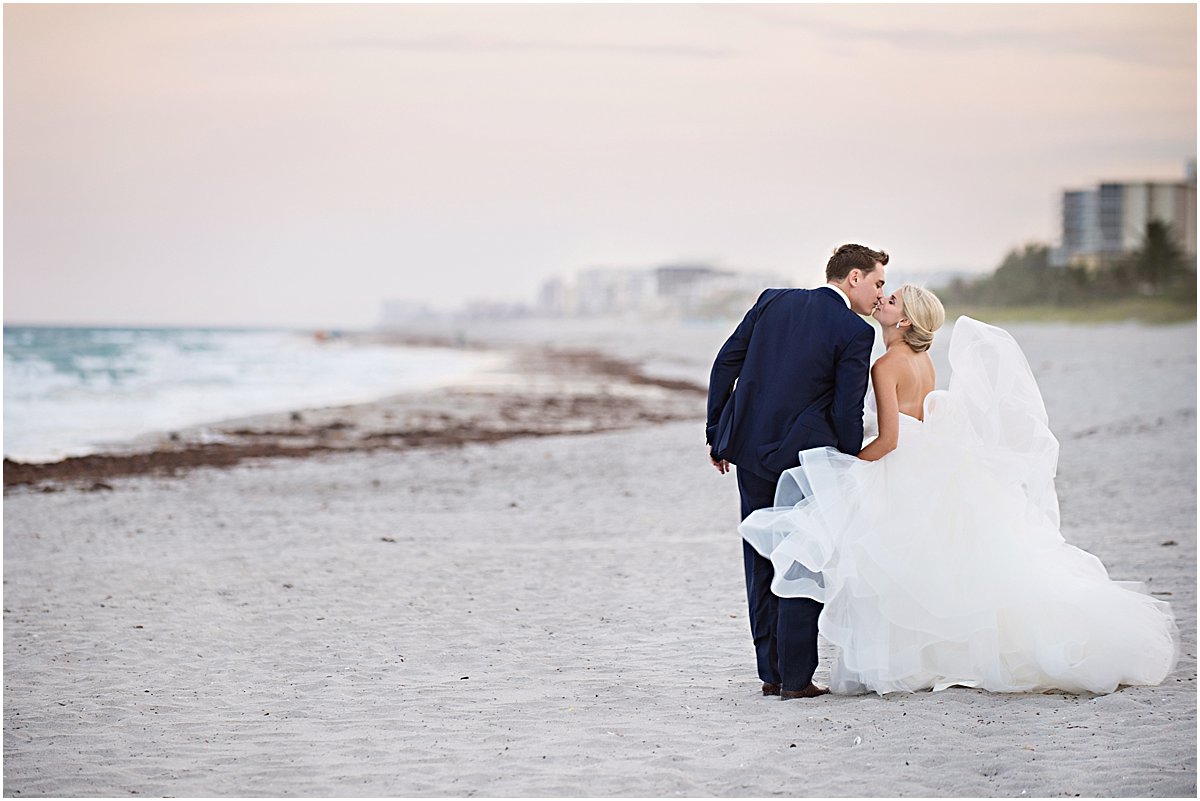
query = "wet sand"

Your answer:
(3, 317), (1195, 797)
(3, 344), (704, 490)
